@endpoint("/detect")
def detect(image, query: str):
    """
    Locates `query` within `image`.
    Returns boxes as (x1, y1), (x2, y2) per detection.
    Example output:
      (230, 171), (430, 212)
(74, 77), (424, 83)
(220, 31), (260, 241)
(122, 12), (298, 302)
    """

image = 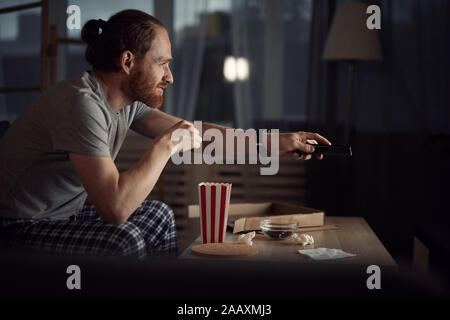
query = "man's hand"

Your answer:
(153, 120), (202, 156)
(277, 131), (332, 160)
